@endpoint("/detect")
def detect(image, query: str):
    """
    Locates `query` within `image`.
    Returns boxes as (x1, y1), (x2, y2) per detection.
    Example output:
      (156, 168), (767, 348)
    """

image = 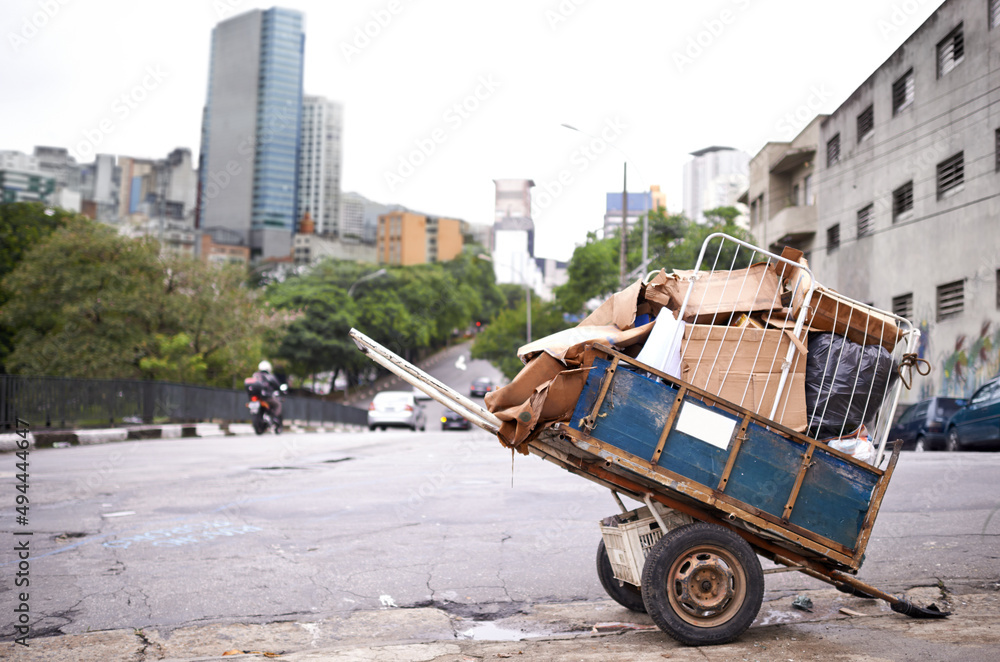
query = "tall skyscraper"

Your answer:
(298, 96), (342, 237)
(197, 7), (305, 259)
